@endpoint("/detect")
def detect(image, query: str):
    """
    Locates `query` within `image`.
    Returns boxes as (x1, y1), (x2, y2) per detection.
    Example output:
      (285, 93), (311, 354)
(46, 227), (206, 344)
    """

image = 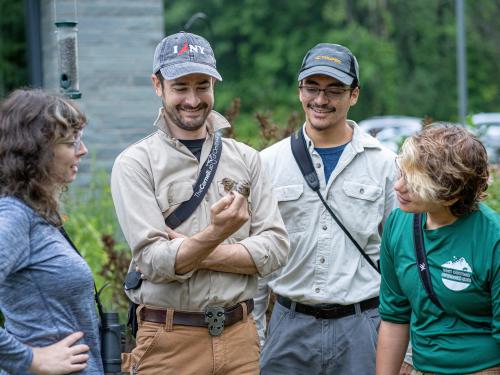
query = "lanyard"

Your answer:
(412, 213), (443, 309)
(58, 226), (106, 318)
